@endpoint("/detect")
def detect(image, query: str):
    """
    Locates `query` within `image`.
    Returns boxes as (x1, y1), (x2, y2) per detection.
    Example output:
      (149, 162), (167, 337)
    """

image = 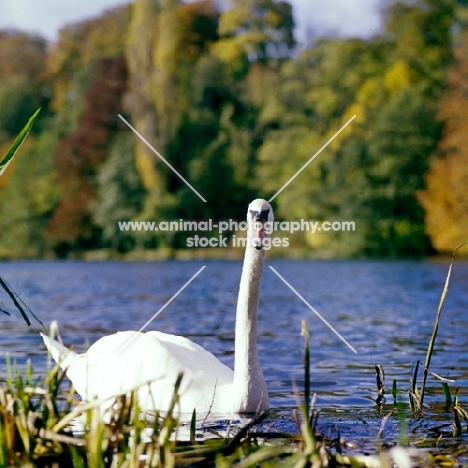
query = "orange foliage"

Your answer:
(418, 32), (468, 253)
(48, 58), (127, 248)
